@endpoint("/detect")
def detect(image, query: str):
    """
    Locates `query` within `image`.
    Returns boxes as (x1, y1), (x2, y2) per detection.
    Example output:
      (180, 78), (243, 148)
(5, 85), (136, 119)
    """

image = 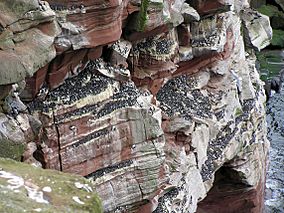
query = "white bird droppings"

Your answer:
(0, 170), (49, 204)
(74, 182), (93, 192)
(25, 186), (49, 204)
(42, 186), (52, 192)
(74, 182), (83, 189)
(72, 196), (85, 205)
